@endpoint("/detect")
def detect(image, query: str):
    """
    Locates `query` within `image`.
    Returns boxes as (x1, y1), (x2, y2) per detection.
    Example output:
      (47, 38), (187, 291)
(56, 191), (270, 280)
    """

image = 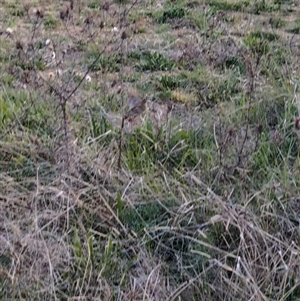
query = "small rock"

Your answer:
(6, 28), (13, 35)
